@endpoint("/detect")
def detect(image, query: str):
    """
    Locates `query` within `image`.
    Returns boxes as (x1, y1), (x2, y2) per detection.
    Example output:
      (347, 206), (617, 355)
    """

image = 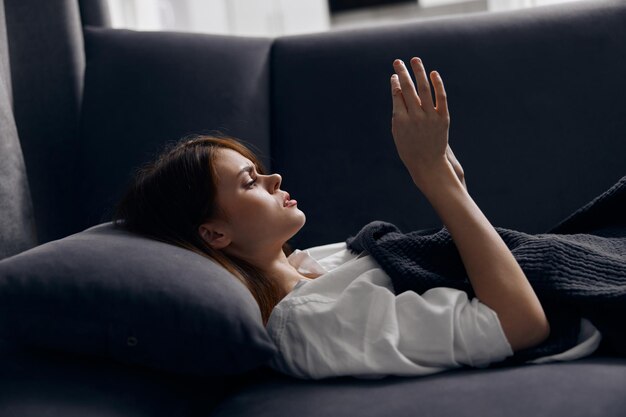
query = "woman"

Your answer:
(115, 58), (601, 379)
